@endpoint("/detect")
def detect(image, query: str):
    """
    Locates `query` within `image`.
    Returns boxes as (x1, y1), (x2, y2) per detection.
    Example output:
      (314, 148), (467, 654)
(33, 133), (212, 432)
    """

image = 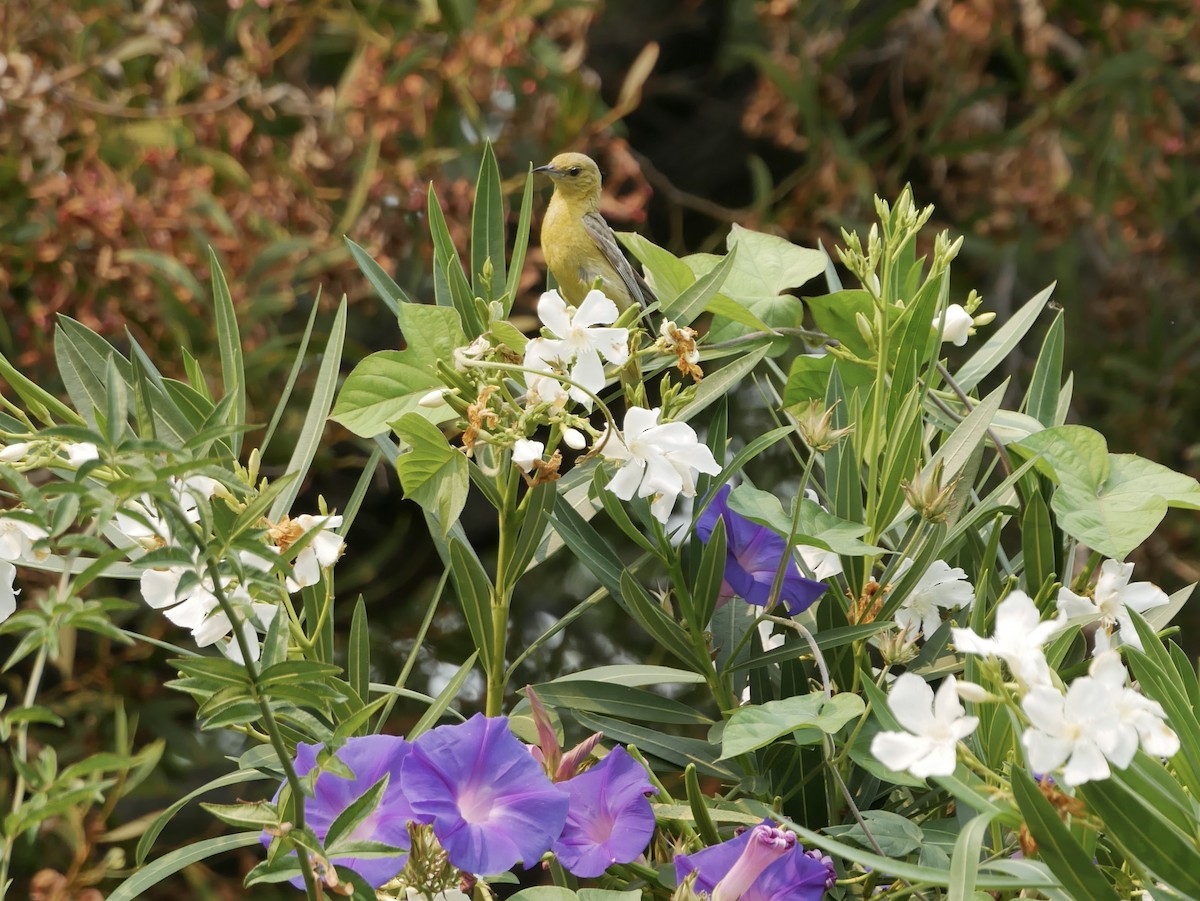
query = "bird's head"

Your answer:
(534, 152), (602, 200)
